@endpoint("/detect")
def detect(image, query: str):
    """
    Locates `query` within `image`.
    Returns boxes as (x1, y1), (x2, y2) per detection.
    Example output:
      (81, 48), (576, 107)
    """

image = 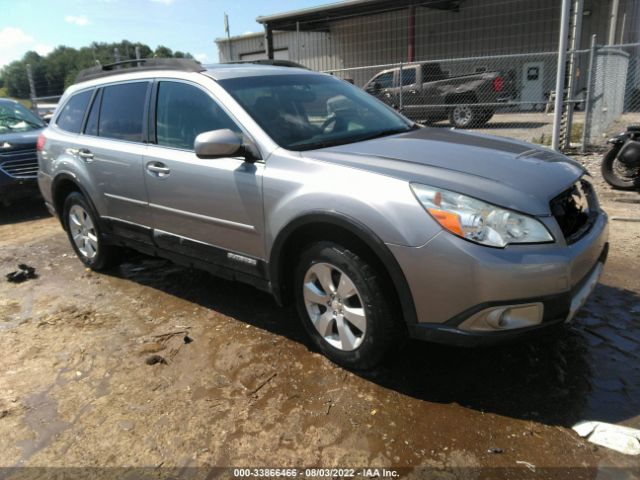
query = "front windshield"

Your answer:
(0, 102), (45, 134)
(218, 74), (414, 151)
